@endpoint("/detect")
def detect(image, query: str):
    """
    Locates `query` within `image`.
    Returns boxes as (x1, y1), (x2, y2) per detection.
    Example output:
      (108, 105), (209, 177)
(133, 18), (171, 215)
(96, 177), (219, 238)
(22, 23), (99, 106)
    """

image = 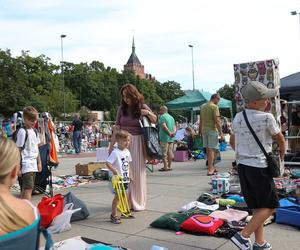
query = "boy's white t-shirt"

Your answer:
(232, 109), (280, 168)
(106, 148), (132, 183)
(16, 128), (40, 174)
